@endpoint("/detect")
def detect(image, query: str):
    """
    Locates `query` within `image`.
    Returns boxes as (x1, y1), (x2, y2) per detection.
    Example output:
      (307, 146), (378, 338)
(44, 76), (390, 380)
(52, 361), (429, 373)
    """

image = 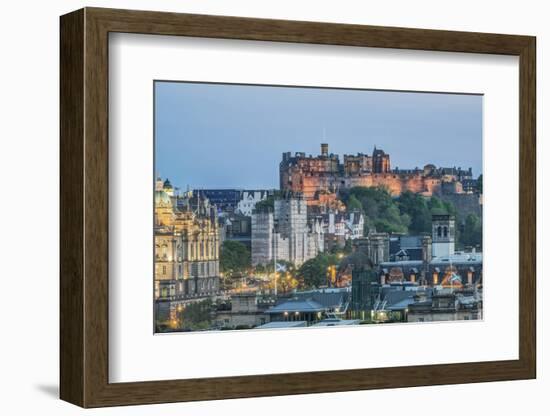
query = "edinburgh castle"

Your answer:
(280, 143), (474, 205)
